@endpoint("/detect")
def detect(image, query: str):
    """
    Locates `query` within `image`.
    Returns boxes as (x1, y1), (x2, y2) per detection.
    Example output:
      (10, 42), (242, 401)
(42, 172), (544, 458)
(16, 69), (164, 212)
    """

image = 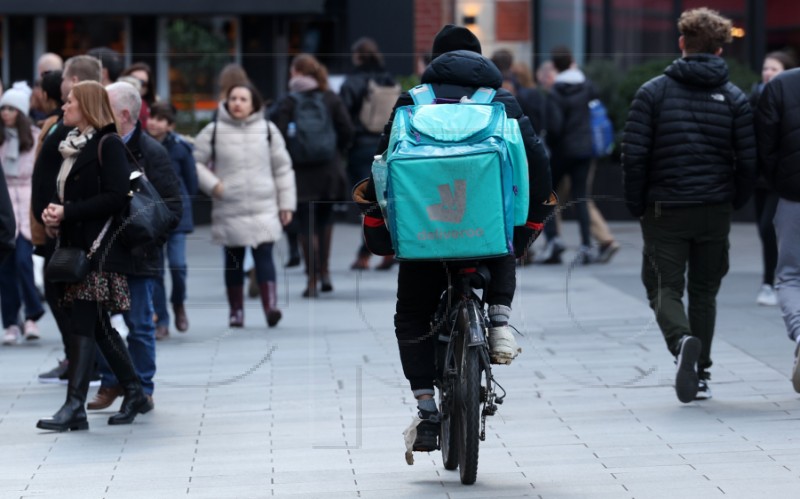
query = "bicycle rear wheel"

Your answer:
(456, 307), (482, 485)
(440, 382), (458, 470)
